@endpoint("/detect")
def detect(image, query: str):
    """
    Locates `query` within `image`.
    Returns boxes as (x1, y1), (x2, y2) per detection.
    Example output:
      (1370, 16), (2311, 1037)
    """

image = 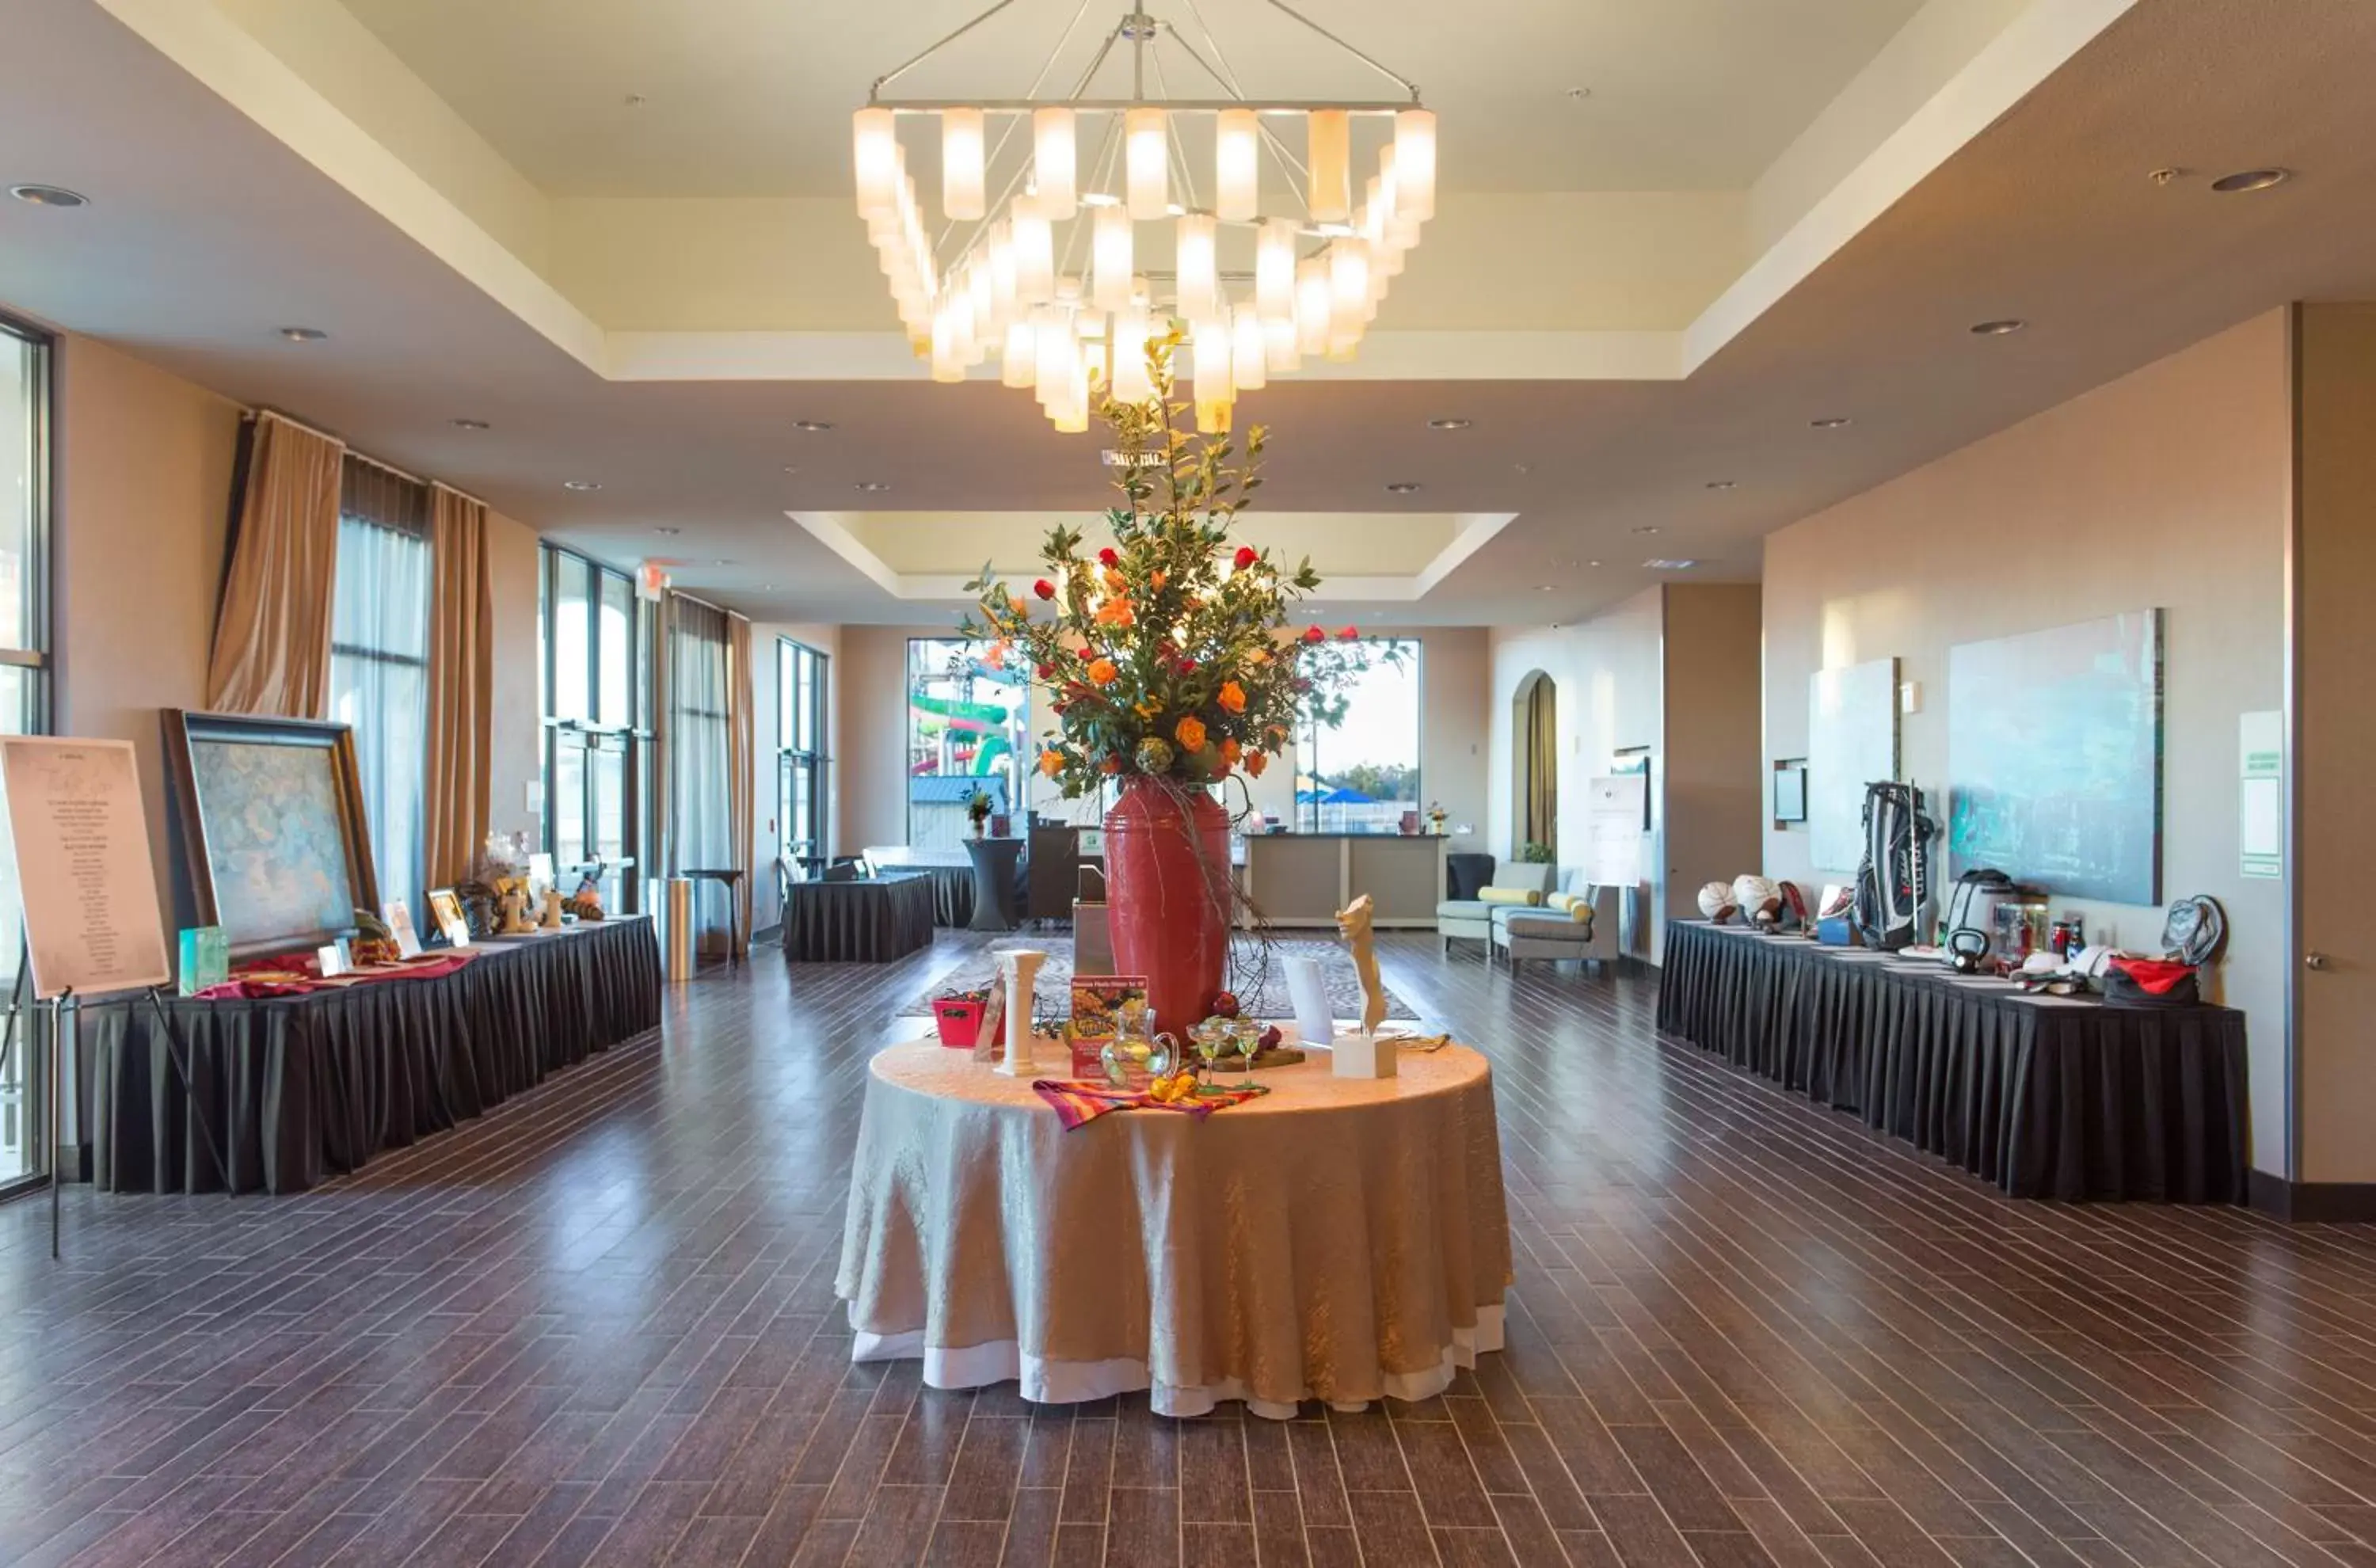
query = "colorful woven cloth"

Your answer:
(1030, 1079), (1266, 1130)
(192, 952), (479, 1000)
